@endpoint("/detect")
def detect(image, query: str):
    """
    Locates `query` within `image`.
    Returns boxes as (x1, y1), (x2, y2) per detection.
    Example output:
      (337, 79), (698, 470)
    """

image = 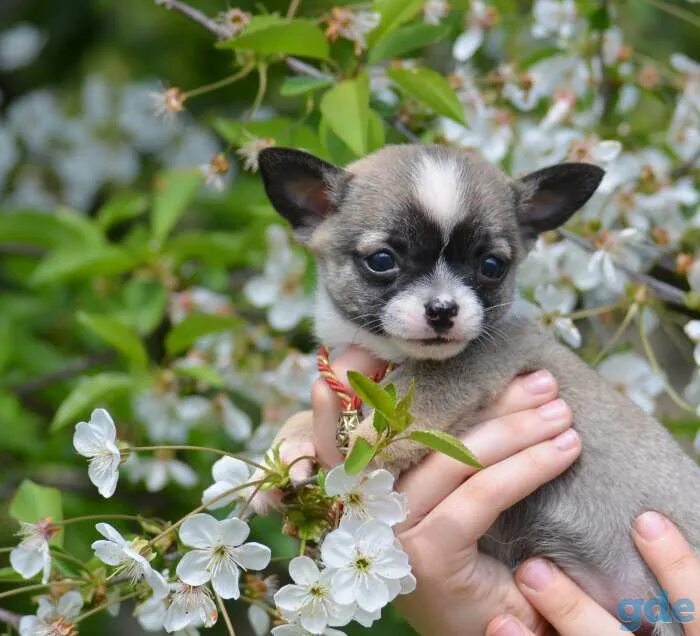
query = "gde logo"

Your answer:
(617, 590), (695, 631)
